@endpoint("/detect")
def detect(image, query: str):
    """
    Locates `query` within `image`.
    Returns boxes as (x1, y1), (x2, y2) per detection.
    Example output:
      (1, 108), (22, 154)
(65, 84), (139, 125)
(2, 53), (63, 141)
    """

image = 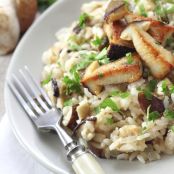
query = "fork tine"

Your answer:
(8, 81), (37, 121)
(24, 66), (52, 108)
(19, 69), (50, 112)
(12, 74), (44, 115)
